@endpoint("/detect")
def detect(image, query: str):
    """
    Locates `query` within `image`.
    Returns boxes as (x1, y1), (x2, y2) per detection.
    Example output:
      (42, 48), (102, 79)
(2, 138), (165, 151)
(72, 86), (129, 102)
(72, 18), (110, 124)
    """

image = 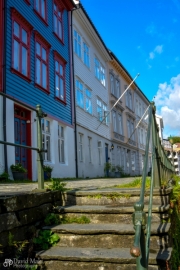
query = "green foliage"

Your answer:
(87, 194), (102, 199)
(170, 205), (180, 269)
(60, 215), (90, 224)
(104, 162), (111, 172)
(33, 230), (60, 250)
(114, 177), (151, 189)
(106, 193), (131, 200)
(8, 232), (29, 258)
(43, 164), (53, 172)
(46, 178), (67, 191)
(111, 166), (116, 172)
(25, 264), (38, 270)
(44, 213), (60, 226)
(116, 165), (124, 173)
(168, 136), (180, 144)
(170, 175), (180, 202)
(10, 163), (27, 173)
(0, 171), (9, 180)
